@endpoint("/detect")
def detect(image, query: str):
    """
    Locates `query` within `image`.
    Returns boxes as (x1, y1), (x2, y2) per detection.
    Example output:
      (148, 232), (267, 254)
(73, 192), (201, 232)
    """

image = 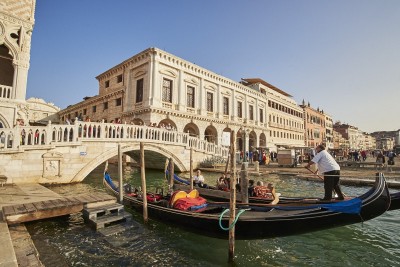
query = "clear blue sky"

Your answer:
(27, 0), (400, 133)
